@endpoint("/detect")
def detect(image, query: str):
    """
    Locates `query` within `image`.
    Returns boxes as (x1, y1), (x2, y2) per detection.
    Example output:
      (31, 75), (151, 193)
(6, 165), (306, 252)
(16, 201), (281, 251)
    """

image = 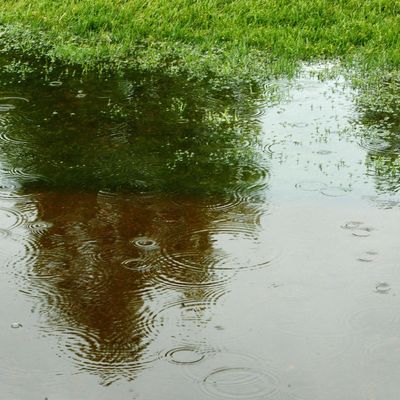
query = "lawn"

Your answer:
(1, 0), (399, 80)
